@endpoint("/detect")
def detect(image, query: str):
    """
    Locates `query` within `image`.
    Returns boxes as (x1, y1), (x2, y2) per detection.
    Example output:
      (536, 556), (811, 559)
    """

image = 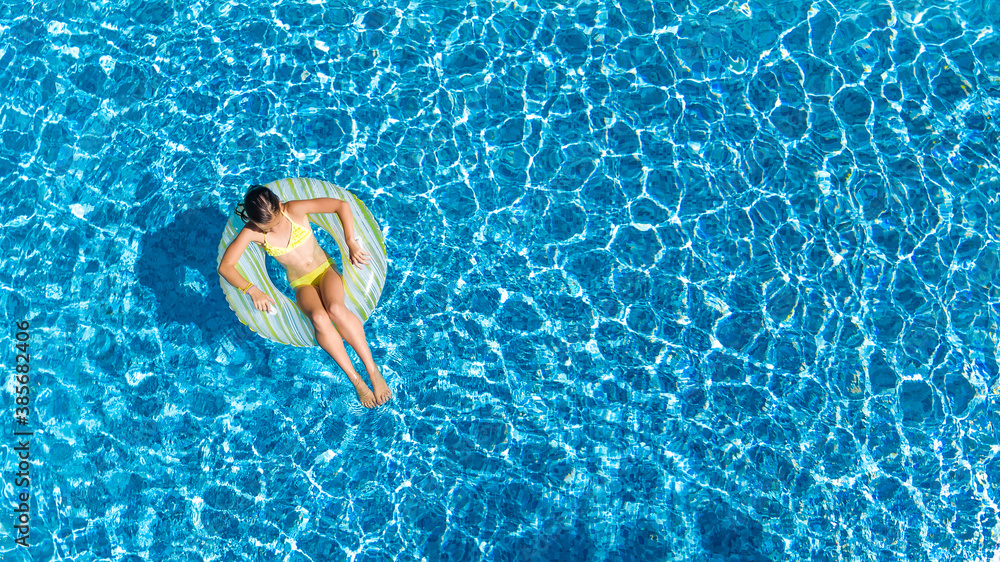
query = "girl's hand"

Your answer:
(347, 240), (371, 268)
(248, 287), (275, 313)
